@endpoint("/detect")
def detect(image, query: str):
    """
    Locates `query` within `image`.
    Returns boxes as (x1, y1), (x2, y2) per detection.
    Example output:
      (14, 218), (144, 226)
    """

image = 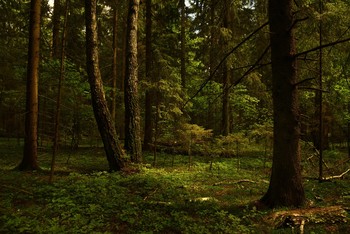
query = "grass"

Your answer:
(0, 138), (349, 233)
